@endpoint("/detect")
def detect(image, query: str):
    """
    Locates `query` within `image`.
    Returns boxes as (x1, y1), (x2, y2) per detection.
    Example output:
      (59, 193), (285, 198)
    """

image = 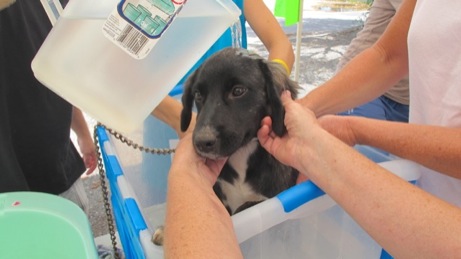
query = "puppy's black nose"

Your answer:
(194, 126), (219, 154)
(194, 135), (217, 153)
